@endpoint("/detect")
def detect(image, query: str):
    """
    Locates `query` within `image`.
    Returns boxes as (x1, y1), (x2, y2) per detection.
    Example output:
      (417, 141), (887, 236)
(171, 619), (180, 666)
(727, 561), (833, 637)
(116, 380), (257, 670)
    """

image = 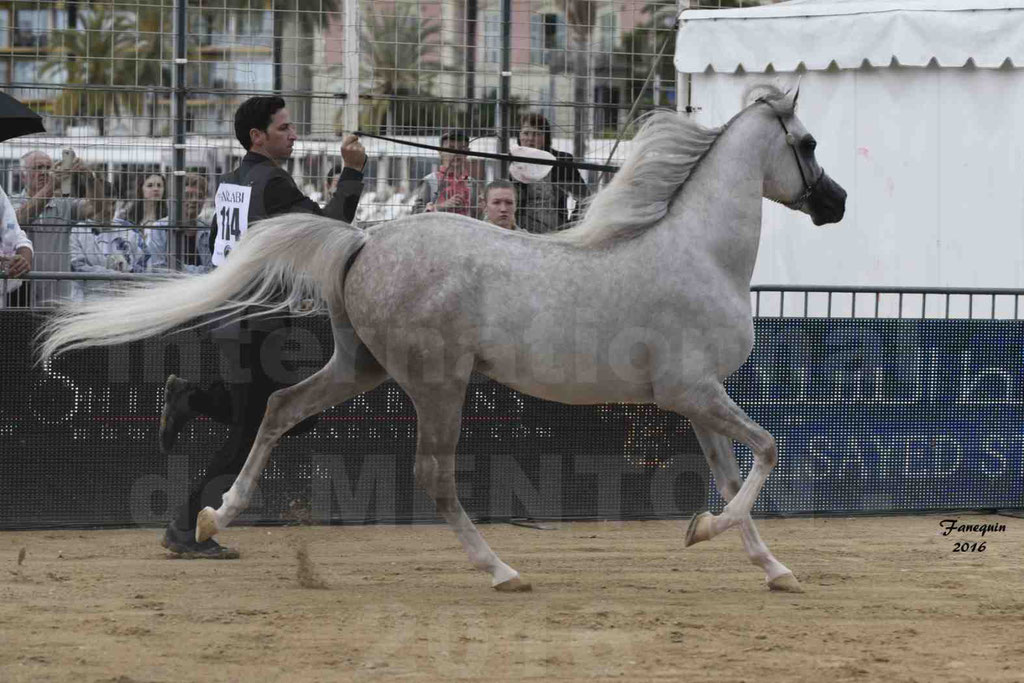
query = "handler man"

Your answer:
(159, 96), (367, 558)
